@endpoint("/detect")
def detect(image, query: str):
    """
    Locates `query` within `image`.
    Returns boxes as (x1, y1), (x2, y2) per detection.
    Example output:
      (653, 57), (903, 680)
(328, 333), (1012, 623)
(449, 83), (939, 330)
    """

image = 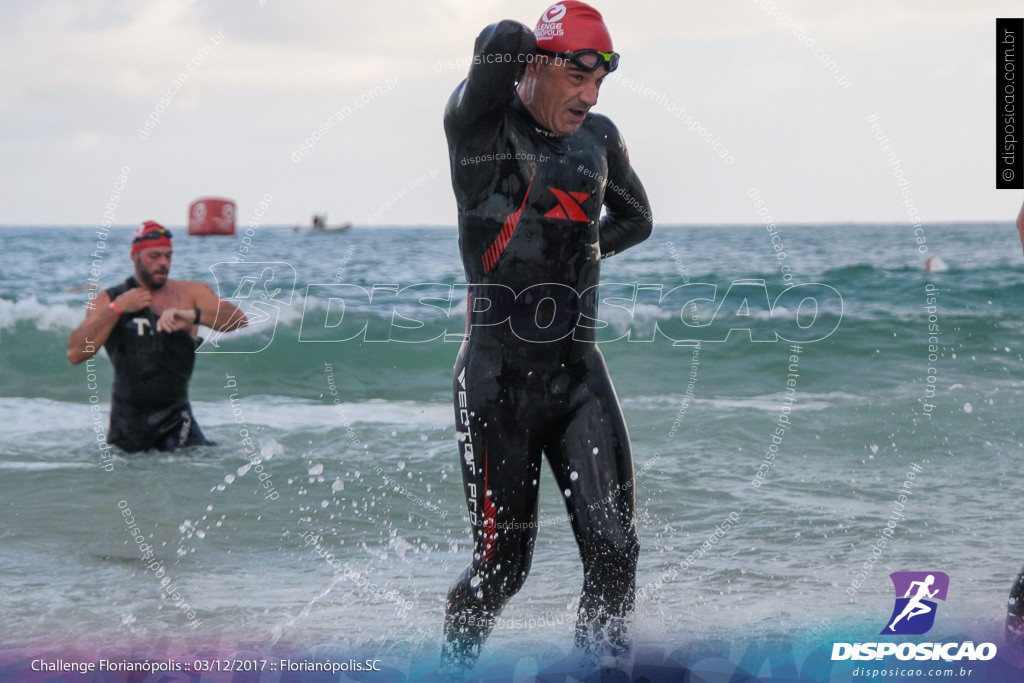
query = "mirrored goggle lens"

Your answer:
(135, 228), (173, 242)
(573, 50), (619, 72)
